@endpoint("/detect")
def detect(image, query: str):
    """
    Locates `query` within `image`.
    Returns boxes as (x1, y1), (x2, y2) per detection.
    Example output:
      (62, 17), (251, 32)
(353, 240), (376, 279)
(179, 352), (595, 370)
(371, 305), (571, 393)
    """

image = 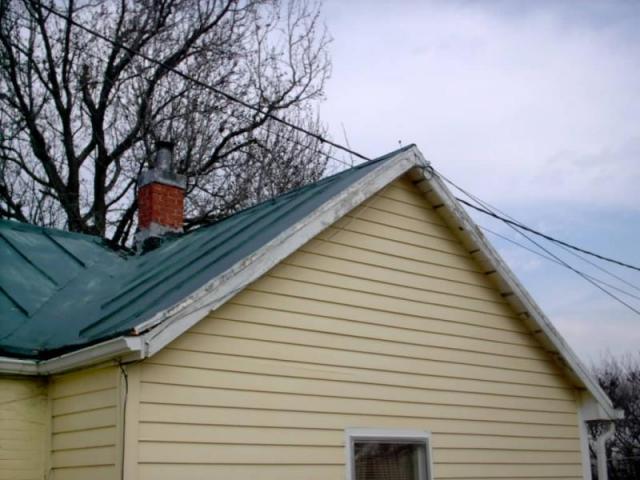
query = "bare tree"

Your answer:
(0, 0), (331, 246)
(590, 353), (640, 480)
